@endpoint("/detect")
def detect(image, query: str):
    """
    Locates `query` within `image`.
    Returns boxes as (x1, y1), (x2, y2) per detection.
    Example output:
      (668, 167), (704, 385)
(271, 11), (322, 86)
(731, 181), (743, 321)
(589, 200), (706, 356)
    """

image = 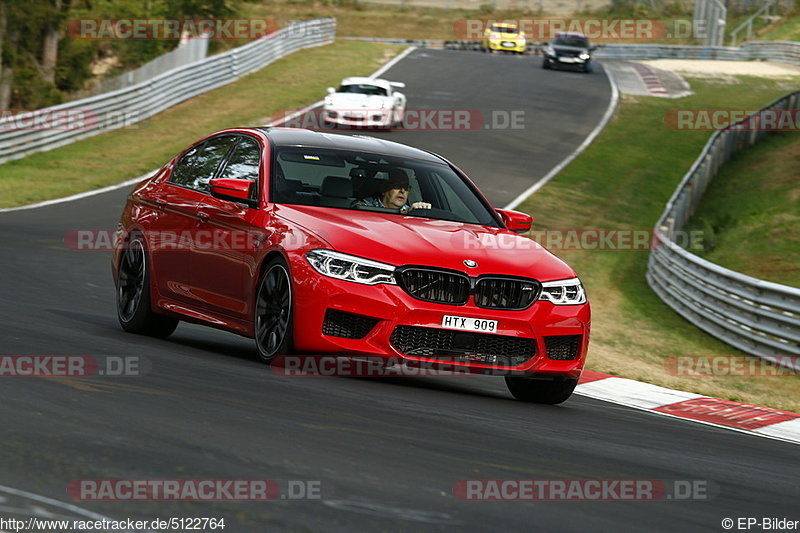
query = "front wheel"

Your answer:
(505, 376), (578, 404)
(116, 234), (178, 337)
(254, 257), (294, 364)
